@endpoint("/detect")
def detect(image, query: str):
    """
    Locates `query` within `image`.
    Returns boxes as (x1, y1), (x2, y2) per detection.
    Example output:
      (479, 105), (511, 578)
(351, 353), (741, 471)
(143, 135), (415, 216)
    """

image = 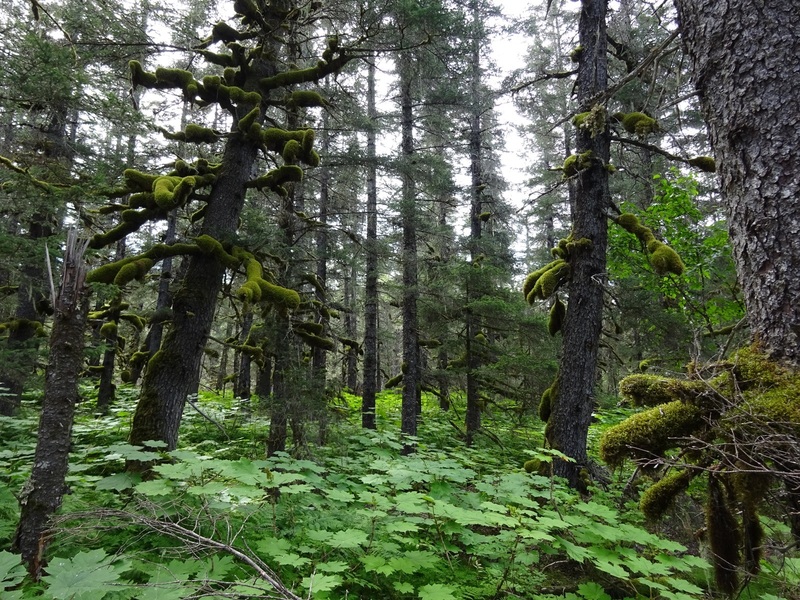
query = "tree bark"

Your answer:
(465, 0), (484, 446)
(13, 231), (88, 577)
(674, 0), (800, 367)
(548, 0), (610, 489)
(362, 57), (379, 430)
(399, 50), (419, 445)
